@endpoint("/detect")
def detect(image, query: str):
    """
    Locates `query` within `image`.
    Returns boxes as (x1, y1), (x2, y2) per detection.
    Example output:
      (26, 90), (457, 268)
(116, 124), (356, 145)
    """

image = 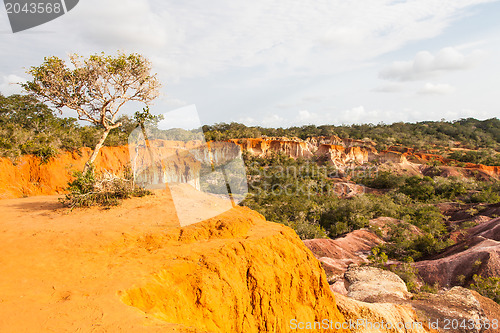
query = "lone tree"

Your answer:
(23, 52), (160, 173)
